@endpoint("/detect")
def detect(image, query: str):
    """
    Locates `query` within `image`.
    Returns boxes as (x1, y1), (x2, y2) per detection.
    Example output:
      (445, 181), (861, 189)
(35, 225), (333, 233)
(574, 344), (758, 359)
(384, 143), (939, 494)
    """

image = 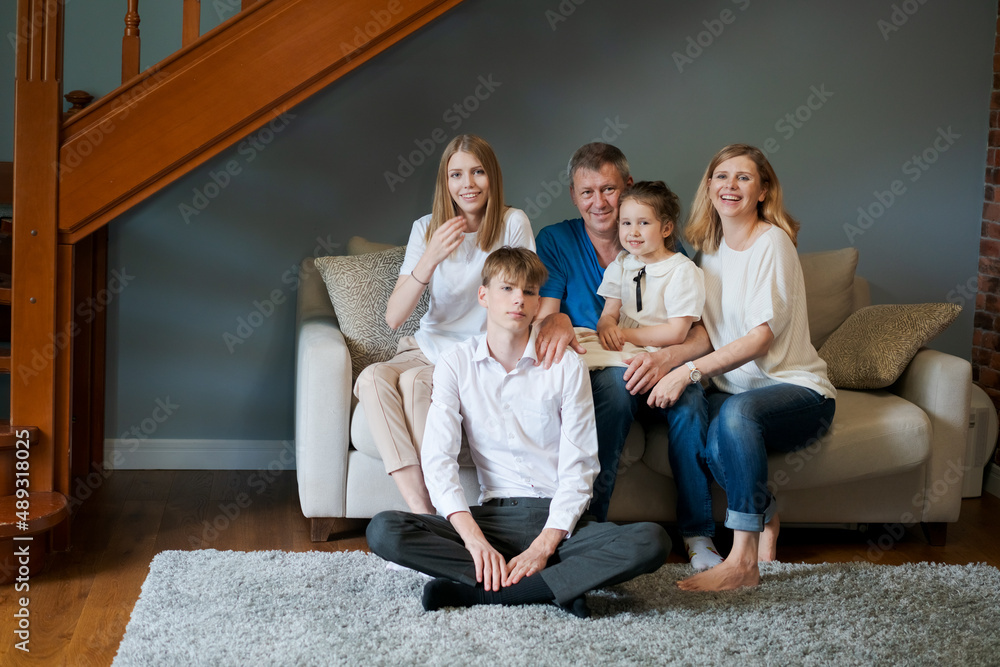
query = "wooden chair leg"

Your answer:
(922, 522), (948, 546)
(309, 517), (367, 542)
